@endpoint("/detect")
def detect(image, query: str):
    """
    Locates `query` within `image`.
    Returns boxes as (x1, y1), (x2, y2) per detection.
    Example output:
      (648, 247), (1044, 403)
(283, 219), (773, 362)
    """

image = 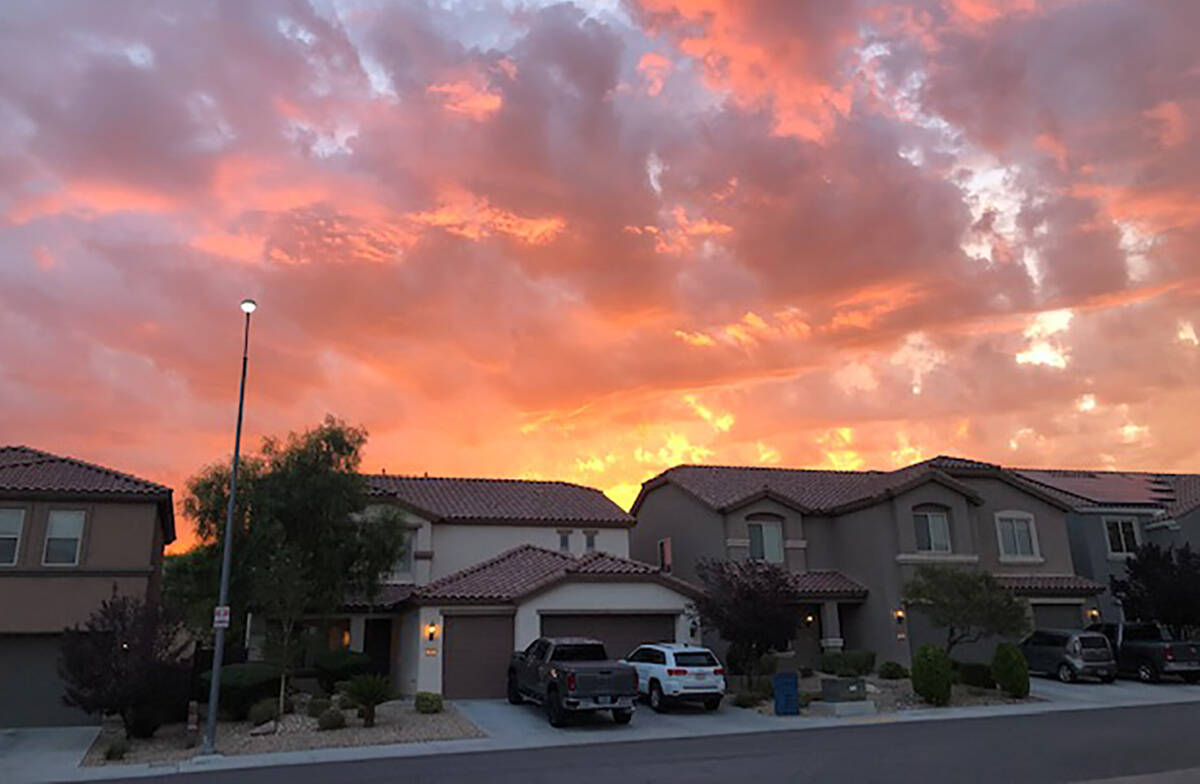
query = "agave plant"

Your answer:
(342, 674), (393, 727)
